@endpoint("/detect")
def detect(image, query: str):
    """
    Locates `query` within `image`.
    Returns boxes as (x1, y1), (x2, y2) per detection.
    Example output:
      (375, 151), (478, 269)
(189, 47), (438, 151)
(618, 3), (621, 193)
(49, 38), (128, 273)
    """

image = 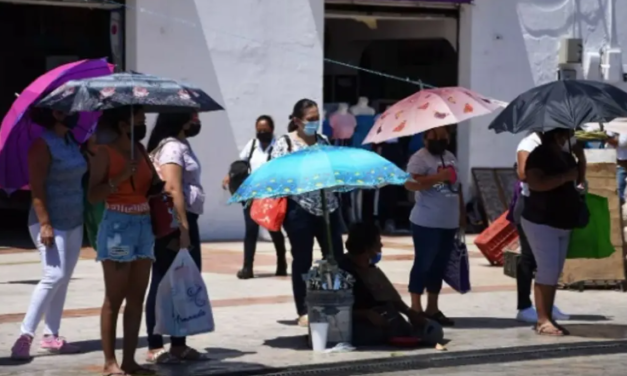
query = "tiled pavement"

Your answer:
(0, 235), (626, 375)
